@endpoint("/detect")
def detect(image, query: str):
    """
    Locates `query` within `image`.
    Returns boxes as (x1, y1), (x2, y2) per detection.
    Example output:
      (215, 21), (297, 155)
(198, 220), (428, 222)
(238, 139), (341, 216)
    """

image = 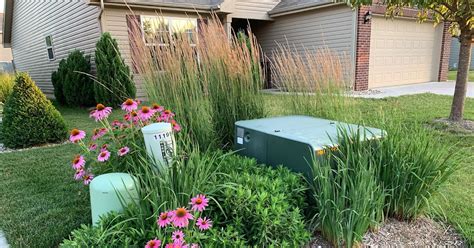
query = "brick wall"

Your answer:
(354, 6), (371, 91)
(438, 22), (451, 81)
